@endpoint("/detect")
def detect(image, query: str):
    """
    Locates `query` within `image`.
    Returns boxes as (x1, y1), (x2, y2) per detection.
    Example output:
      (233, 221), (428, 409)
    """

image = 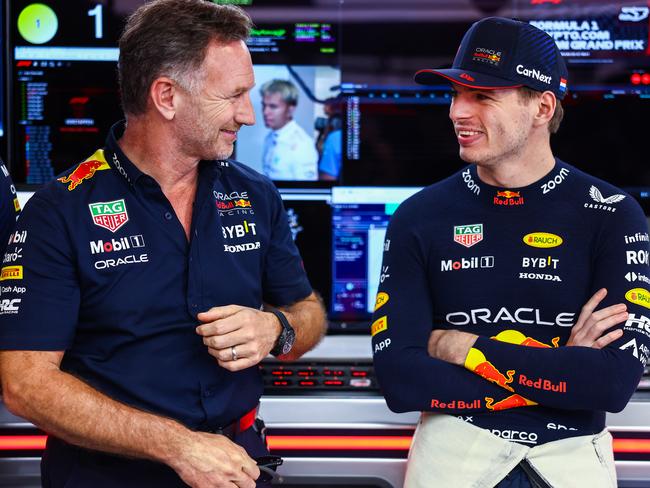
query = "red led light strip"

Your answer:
(267, 435), (412, 450)
(268, 436), (650, 454)
(0, 436), (47, 450)
(0, 435), (648, 455)
(613, 439), (650, 453)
